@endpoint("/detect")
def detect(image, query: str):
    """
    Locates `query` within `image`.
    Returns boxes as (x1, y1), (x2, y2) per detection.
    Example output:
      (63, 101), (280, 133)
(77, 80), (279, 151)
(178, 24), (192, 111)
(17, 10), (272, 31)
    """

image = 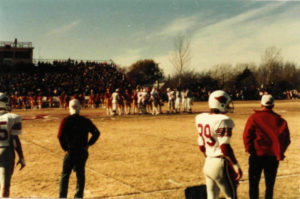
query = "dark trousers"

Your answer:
(249, 155), (279, 199)
(59, 150), (88, 198)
